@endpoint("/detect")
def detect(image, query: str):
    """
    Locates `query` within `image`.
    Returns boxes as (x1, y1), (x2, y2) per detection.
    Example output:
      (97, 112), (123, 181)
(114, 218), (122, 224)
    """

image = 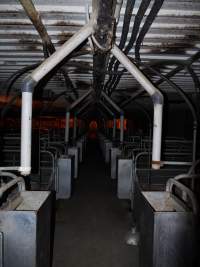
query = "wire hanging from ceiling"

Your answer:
(106, 0), (165, 95)
(105, 0), (151, 94)
(105, 0), (136, 93)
